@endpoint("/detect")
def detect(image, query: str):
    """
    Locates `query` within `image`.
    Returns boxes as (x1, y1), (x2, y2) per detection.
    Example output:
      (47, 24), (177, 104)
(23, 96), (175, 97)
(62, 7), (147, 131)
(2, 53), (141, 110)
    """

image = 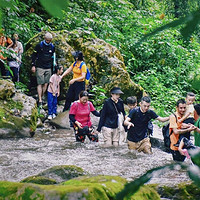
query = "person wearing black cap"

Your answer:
(61, 51), (87, 111)
(124, 96), (169, 154)
(97, 87), (126, 147)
